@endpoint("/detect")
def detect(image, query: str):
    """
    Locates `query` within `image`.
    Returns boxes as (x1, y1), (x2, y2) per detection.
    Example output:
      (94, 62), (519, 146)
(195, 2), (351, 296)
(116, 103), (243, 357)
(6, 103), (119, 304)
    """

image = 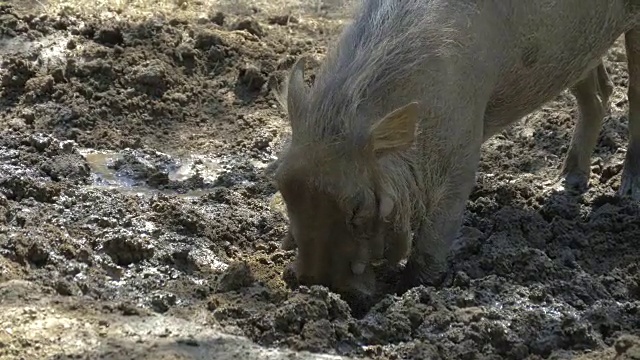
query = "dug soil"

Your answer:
(0, 1), (639, 359)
